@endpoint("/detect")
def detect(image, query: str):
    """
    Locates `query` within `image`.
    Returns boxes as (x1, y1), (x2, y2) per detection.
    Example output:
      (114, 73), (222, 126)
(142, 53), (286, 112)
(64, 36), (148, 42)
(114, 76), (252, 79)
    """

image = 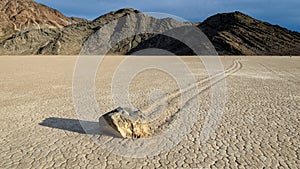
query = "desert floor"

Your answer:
(0, 56), (299, 168)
